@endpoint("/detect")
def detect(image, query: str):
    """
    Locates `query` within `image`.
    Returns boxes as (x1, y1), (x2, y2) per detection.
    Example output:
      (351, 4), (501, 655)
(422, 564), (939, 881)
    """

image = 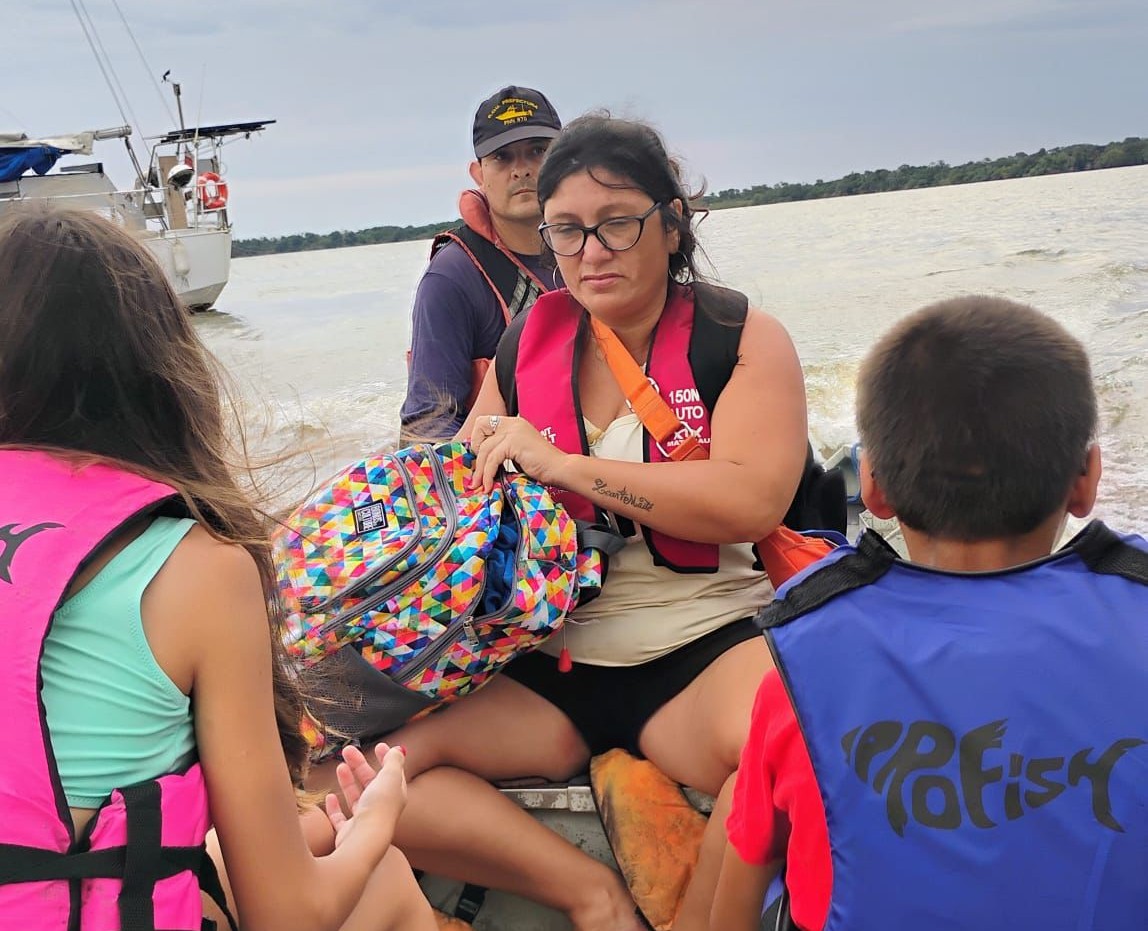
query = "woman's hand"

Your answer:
(323, 743), (407, 850)
(468, 414), (569, 492)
